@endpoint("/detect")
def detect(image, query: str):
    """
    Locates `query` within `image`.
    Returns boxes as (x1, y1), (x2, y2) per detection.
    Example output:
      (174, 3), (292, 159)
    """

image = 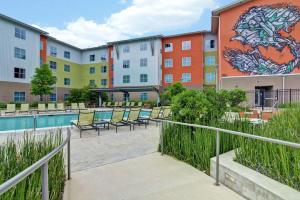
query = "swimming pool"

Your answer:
(0, 110), (151, 132)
